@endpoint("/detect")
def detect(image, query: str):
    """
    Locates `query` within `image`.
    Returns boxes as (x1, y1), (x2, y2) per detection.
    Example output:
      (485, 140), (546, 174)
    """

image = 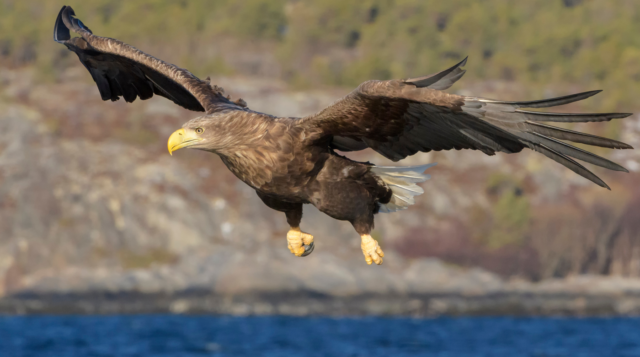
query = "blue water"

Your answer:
(1, 315), (639, 357)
